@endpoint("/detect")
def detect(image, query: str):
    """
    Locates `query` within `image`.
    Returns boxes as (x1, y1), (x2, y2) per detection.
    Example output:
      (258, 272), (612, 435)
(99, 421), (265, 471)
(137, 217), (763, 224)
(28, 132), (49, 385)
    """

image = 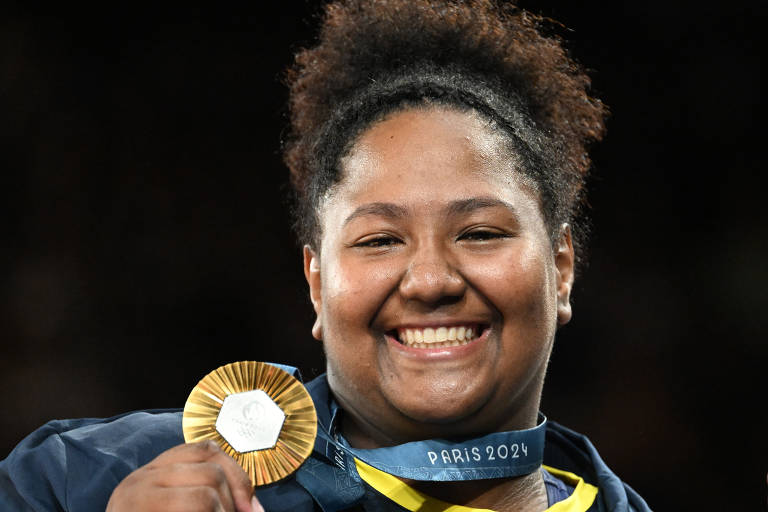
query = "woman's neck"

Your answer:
(339, 408), (549, 511)
(404, 471), (549, 511)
